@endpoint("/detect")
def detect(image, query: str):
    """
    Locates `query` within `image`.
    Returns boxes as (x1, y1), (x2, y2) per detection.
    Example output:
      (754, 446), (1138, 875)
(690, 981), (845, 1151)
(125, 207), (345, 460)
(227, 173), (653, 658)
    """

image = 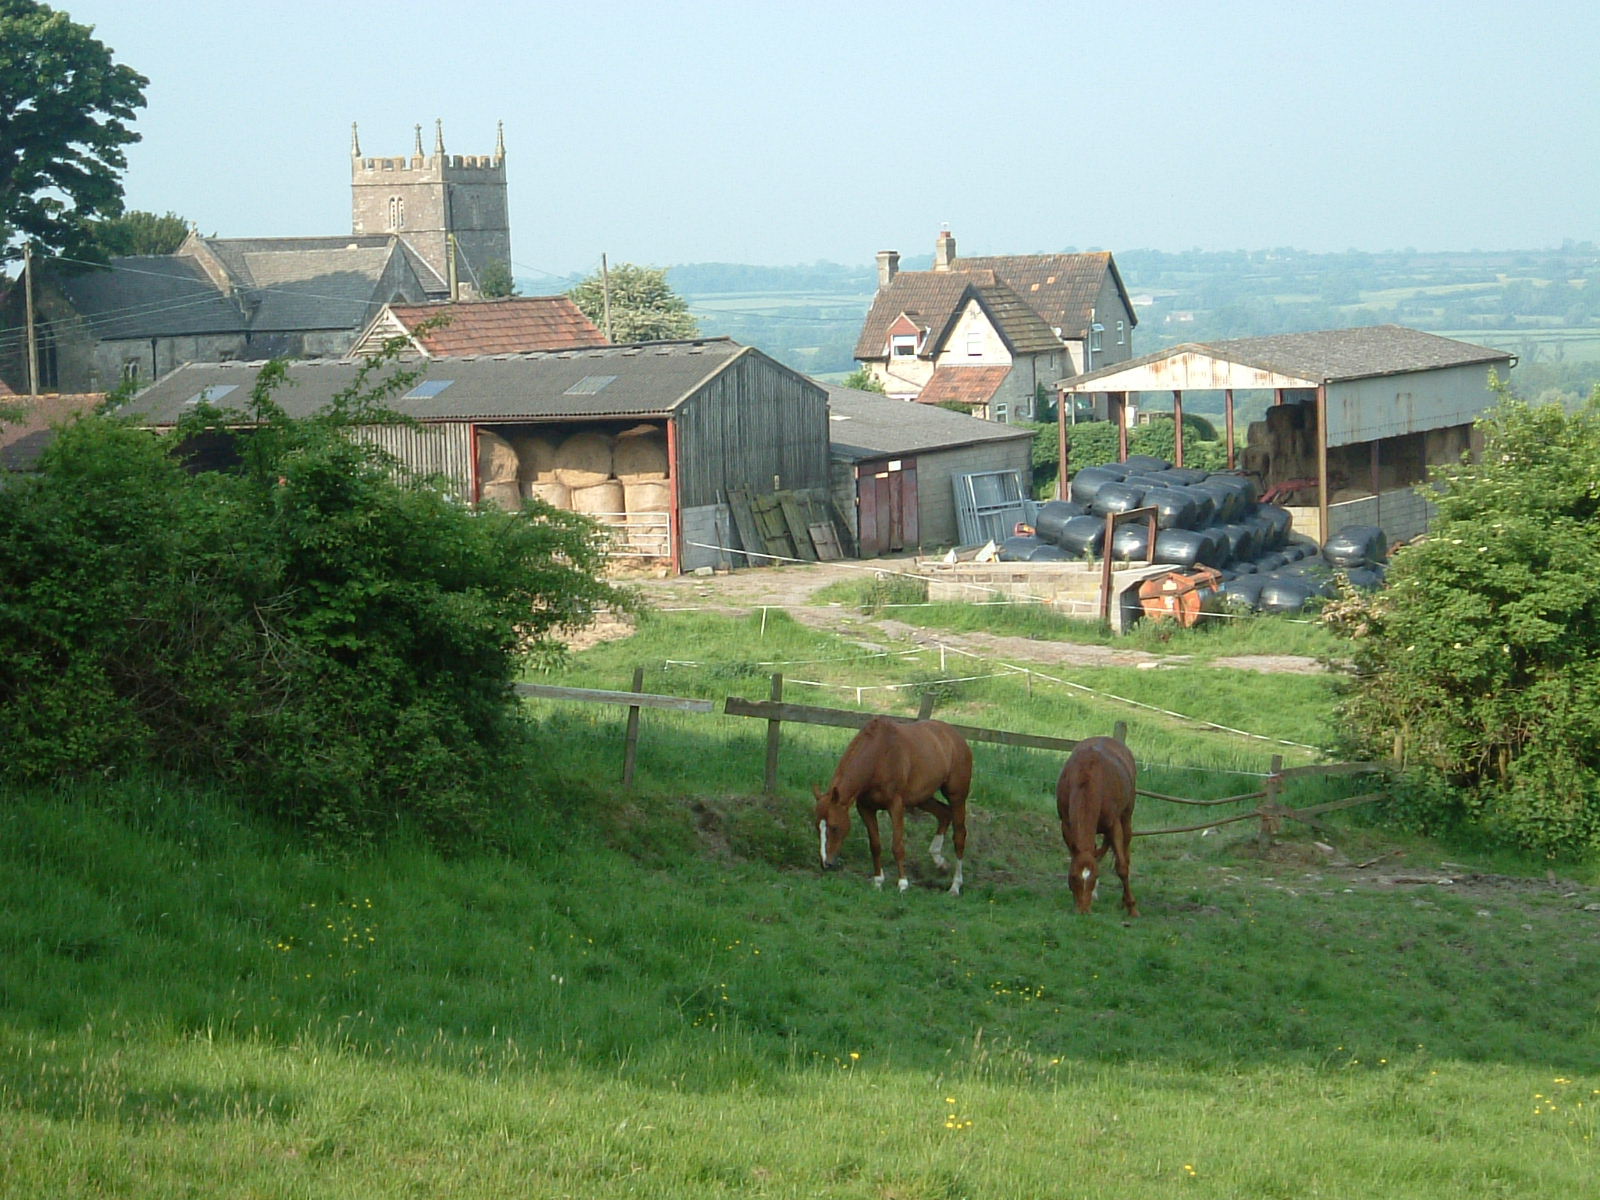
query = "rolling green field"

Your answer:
(5, 604), (1599, 1197)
